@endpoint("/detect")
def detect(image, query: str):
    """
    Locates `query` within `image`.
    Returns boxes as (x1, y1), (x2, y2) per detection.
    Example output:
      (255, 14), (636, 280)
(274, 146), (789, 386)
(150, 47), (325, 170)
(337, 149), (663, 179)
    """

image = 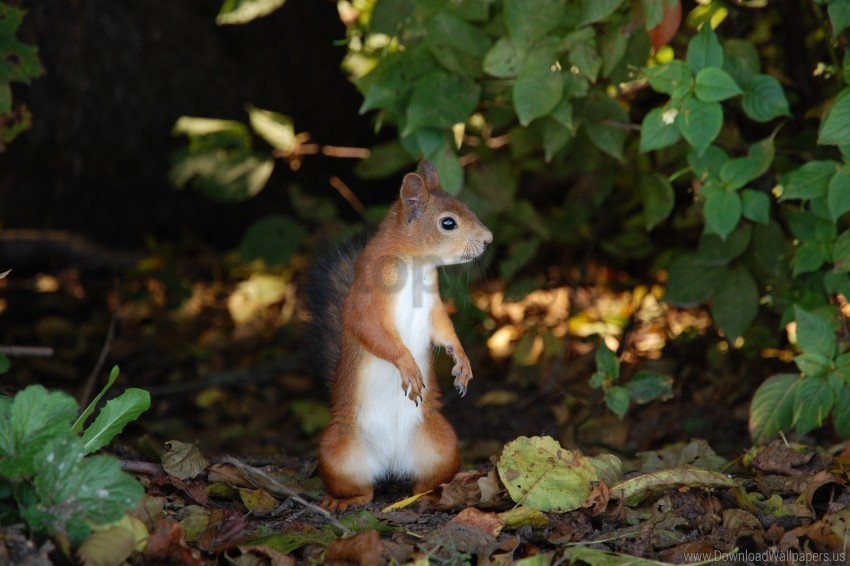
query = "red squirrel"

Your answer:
(303, 162), (492, 511)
